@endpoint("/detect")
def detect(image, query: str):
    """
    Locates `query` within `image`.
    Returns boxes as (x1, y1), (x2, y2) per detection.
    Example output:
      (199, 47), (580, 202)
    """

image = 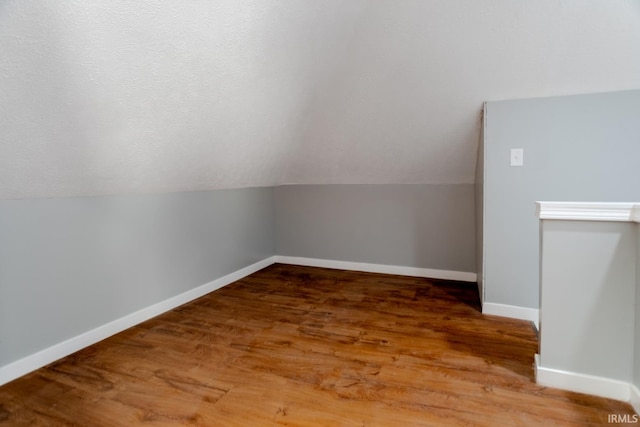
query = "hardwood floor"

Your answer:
(0, 264), (636, 426)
